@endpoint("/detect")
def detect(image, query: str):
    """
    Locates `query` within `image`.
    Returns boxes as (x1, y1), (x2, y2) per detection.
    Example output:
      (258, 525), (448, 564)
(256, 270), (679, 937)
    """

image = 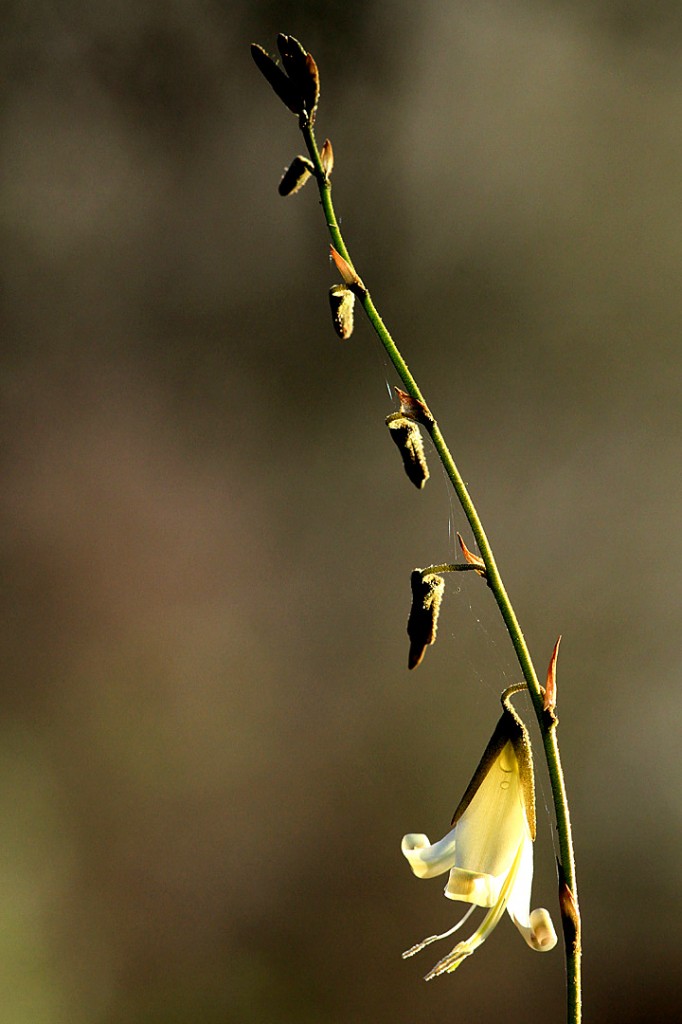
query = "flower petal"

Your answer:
(425, 837), (526, 978)
(506, 836), (558, 951)
(505, 833), (534, 930)
(453, 741), (529, 881)
(401, 829), (457, 878)
(444, 867), (503, 907)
